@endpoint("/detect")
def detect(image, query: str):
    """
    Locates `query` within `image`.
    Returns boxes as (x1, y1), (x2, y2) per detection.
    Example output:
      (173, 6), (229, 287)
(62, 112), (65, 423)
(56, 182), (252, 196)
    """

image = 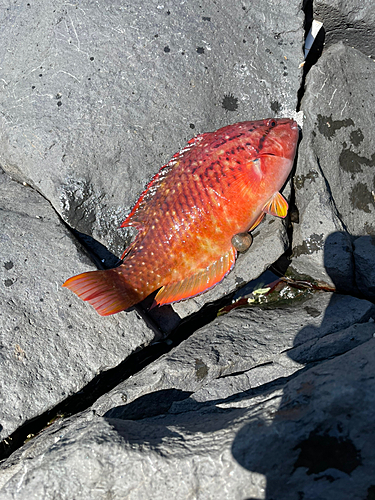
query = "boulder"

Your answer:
(92, 291), (375, 417)
(0, 0), (304, 323)
(0, 0), (303, 260)
(3, 2), (375, 498)
(314, 0), (375, 57)
(0, 169), (154, 441)
(292, 43), (375, 293)
(0, 292), (374, 499)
